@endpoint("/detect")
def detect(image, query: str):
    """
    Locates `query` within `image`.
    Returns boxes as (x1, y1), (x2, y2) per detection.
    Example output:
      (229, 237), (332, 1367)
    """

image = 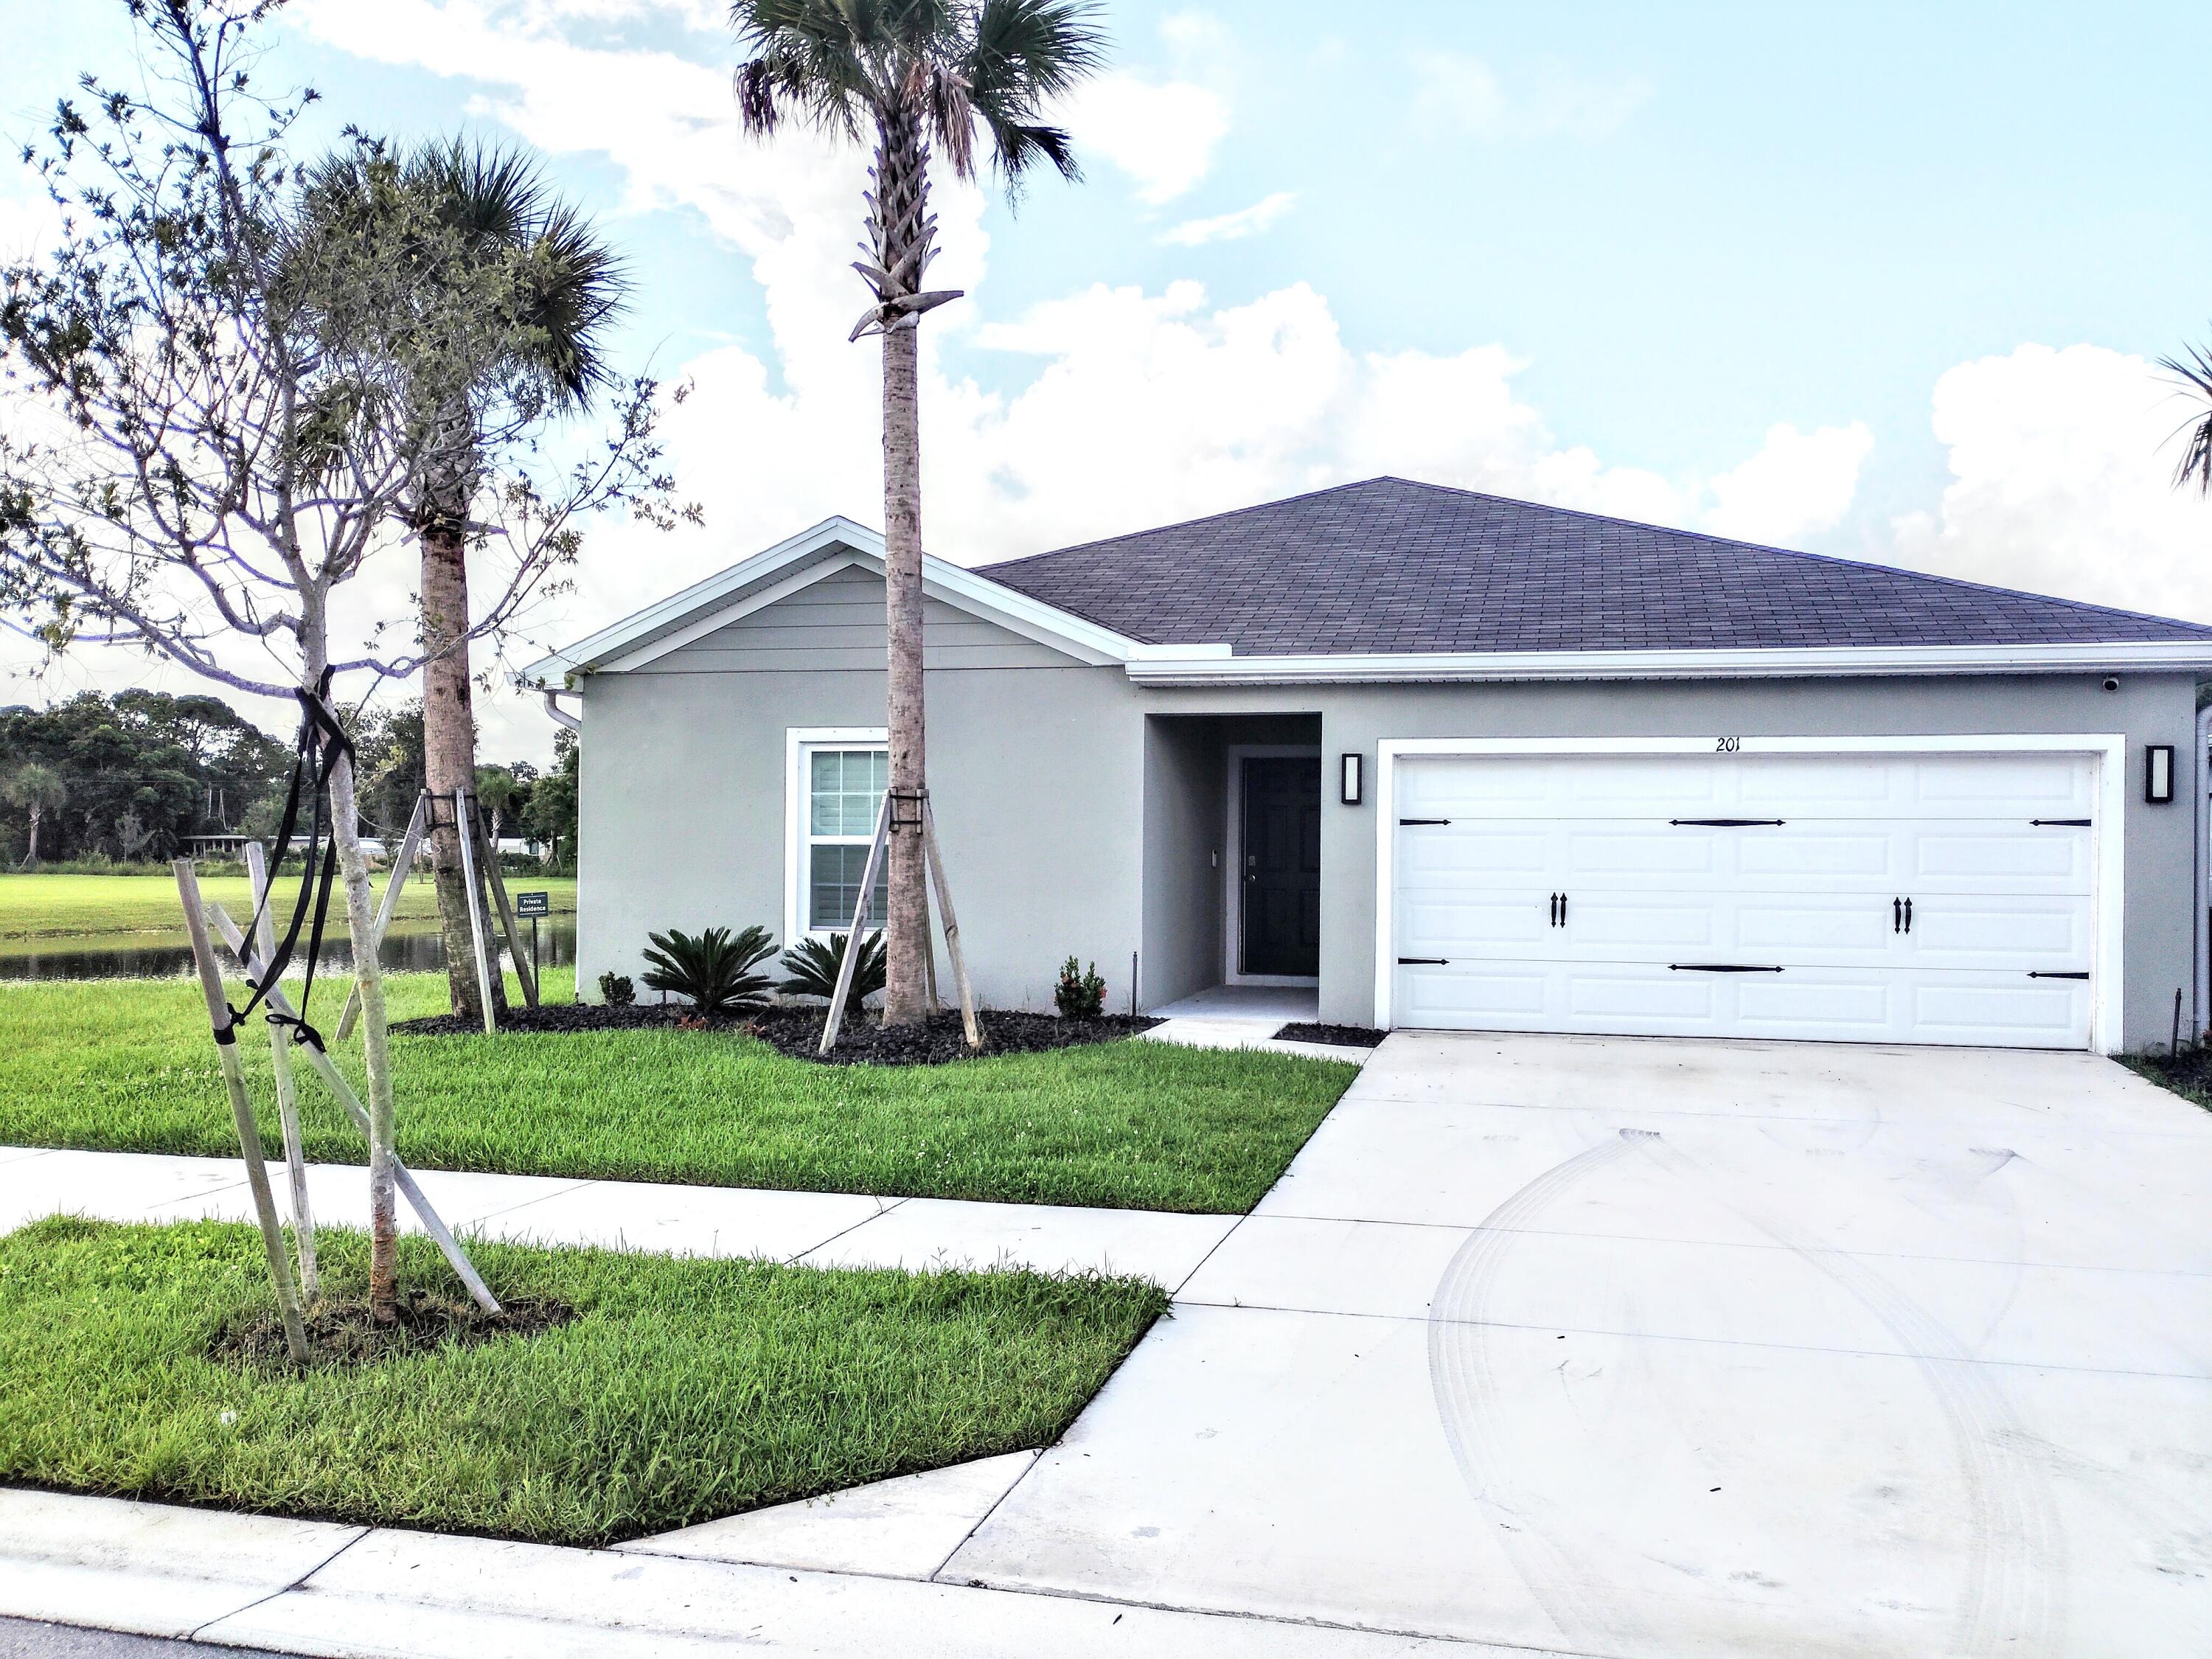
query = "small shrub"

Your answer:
(1054, 956), (1107, 1020)
(779, 930), (886, 1015)
(641, 925), (776, 1015)
(597, 971), (635, 1006)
